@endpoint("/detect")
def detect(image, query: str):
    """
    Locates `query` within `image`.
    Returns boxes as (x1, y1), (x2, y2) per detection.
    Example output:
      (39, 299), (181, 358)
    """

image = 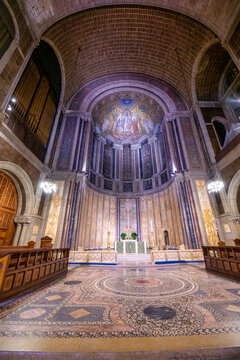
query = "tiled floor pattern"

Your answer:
(0, 262), (240, 357)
